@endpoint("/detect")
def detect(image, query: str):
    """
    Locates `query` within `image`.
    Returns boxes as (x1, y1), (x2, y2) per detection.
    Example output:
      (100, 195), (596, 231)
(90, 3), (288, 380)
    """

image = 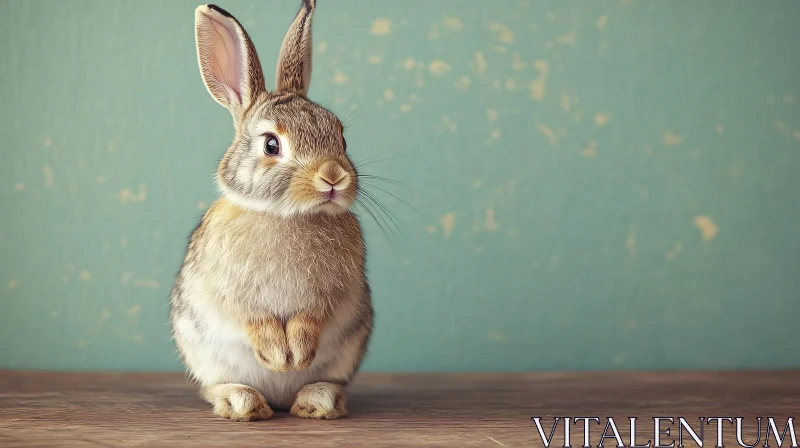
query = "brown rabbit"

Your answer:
(170, 0), (373, 421)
